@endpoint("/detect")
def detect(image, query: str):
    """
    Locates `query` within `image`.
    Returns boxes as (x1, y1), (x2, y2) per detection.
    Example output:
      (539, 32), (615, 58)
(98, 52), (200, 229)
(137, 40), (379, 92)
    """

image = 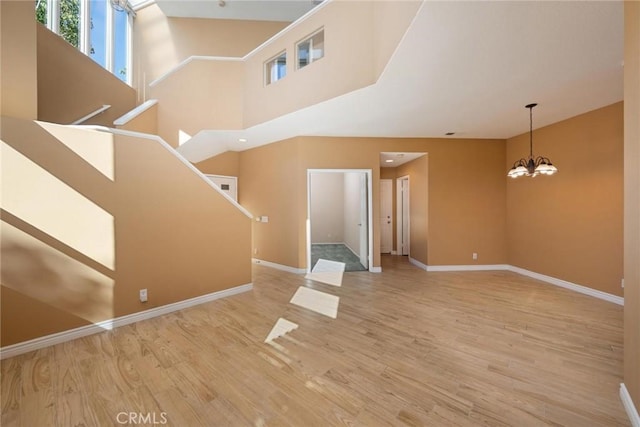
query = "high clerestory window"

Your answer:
(297, 28), (324, 70)
(35, 0), (133, 85)
(265, 51), (287, 86)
